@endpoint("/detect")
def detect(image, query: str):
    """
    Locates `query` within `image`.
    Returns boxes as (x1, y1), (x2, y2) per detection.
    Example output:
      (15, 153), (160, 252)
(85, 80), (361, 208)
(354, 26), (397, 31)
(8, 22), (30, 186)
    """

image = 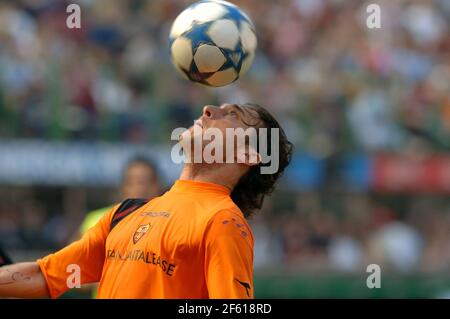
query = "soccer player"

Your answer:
(0, 103), (292, 299)
(79, 156), (162, 238)
(77, 156), (162, 298)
